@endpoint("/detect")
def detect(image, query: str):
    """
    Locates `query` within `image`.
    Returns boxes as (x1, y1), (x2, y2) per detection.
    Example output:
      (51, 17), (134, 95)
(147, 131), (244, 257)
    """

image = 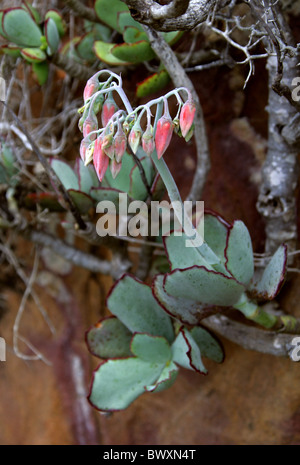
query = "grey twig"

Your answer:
(204, 313), (299, 359)
(143, 25), (210, 201)
(27, 229), (131, 280)
(50, 52), (95, 81)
